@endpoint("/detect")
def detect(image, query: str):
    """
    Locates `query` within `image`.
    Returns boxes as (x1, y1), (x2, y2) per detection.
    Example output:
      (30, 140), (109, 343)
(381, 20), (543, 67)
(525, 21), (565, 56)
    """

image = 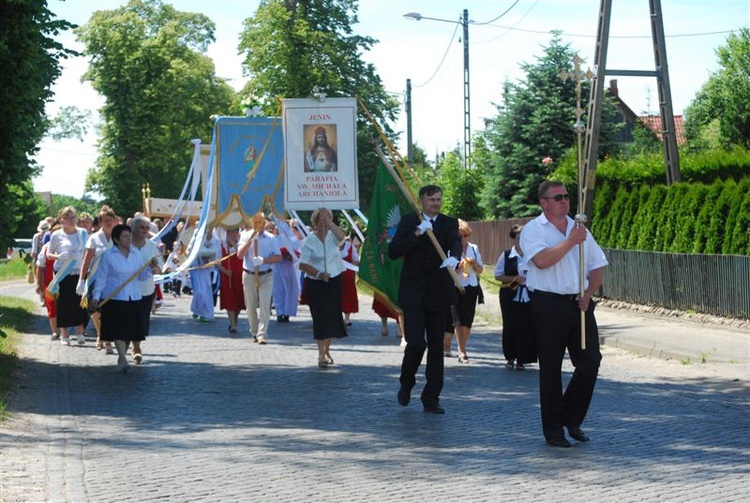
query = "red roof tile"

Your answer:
(639, 115), (686, 145)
